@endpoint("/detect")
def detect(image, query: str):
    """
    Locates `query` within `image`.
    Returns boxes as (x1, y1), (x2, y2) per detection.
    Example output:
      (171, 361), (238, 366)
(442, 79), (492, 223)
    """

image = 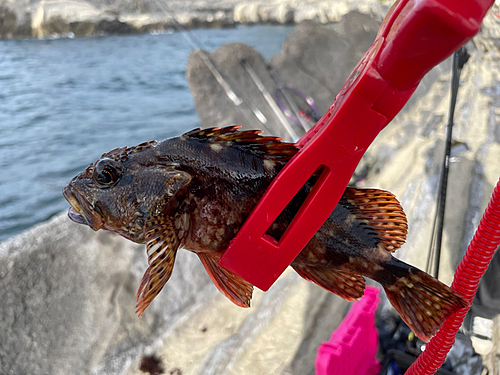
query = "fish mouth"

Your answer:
(62, 185), (104, 231)
(68, 206), (88, 225)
